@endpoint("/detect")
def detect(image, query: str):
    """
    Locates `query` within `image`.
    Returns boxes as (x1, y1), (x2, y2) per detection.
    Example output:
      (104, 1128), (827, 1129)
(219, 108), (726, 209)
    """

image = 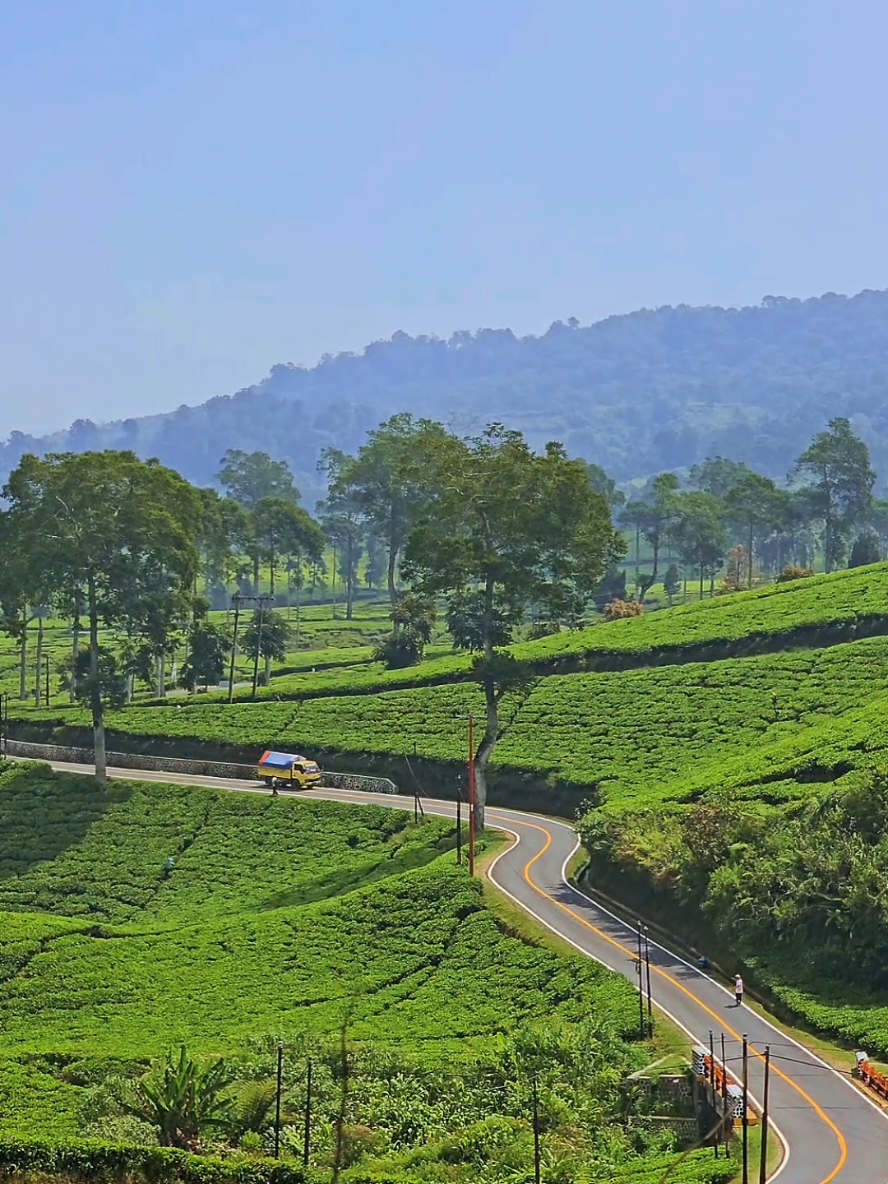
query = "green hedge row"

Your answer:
(0, 1138), (316, 1184)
